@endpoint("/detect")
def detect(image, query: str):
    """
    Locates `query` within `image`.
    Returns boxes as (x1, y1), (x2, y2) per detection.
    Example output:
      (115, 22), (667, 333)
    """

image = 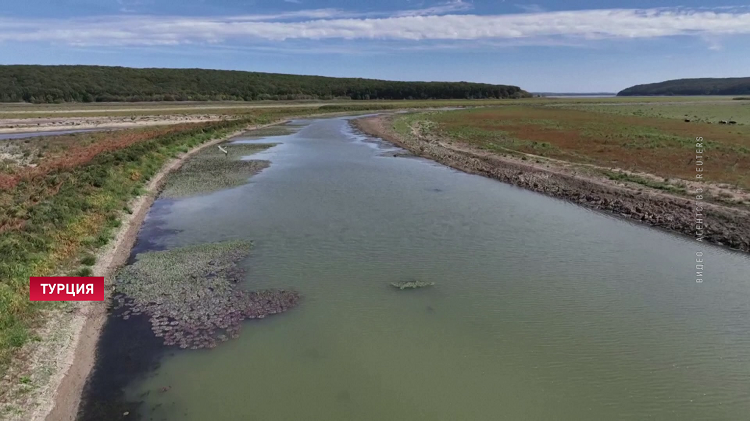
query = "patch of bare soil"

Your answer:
(353, 115), (750, 253)
(0, 115), (228, 134)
